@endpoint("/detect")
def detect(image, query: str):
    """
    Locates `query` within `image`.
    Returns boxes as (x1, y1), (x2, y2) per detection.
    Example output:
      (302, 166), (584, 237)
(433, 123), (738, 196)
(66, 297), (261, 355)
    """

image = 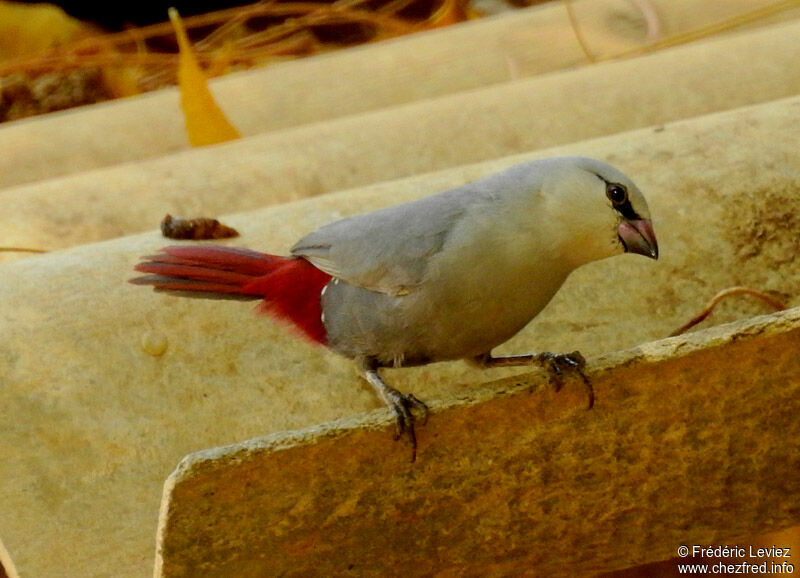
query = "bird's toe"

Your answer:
(541, 351), (594, 409)
(386, 390), (429, 461)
